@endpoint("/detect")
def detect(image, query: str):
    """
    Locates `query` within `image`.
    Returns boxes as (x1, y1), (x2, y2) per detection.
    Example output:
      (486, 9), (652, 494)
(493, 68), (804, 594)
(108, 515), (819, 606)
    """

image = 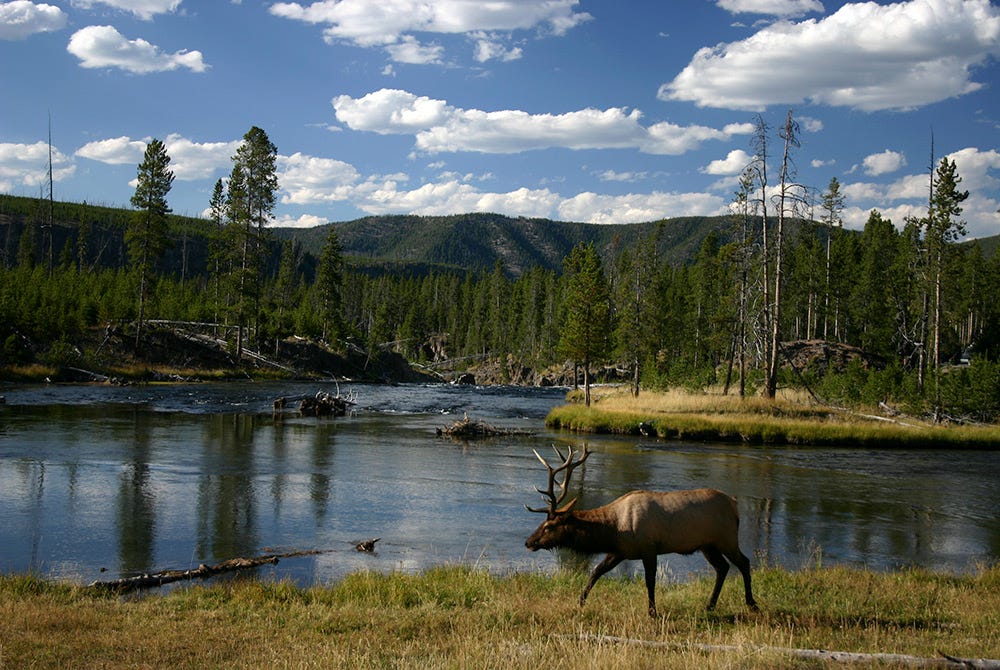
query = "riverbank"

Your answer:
(545, 388), (1000, 448)
(1, 565), (997, 668)
(0, 324), (439, 385)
